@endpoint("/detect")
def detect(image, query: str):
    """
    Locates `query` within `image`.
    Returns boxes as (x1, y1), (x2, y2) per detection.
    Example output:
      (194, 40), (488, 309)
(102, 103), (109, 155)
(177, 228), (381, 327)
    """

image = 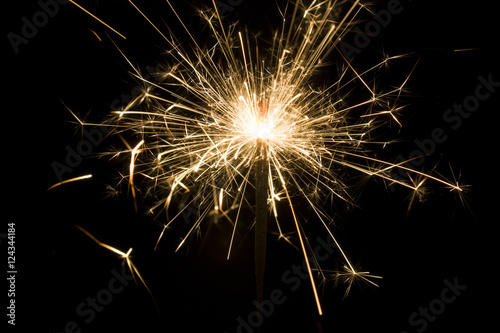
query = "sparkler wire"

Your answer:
(255, 139), (269, 311)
